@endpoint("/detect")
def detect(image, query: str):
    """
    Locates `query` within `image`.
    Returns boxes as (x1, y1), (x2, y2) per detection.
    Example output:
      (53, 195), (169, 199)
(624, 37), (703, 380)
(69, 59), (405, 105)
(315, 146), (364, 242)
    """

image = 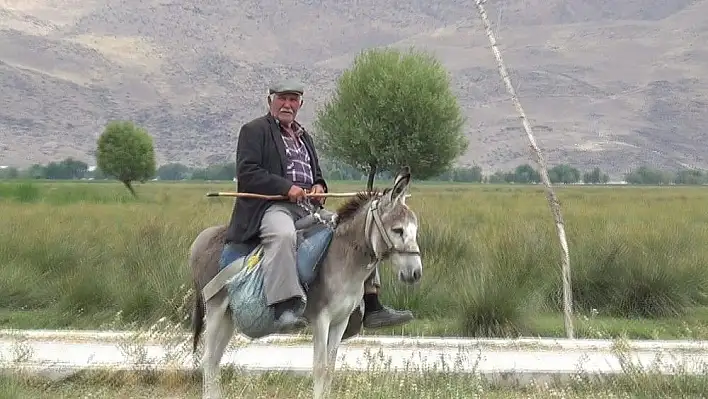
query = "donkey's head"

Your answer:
(364, 166), (422, 285)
